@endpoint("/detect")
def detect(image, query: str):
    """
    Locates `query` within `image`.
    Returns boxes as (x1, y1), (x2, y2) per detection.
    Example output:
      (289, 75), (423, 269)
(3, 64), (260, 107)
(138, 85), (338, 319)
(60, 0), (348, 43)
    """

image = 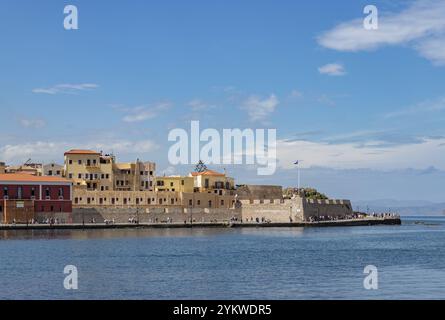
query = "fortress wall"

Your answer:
(72, 206), (241, 224)
(240, 197), (305, 223)
(302, 199), (353, 219)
